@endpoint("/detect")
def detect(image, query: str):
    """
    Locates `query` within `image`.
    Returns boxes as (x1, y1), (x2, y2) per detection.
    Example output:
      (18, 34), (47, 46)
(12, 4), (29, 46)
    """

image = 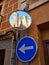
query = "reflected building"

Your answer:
(20, 16), (28, 29)
(12, 12), (18, 27)
(10, 12), (31, 30)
